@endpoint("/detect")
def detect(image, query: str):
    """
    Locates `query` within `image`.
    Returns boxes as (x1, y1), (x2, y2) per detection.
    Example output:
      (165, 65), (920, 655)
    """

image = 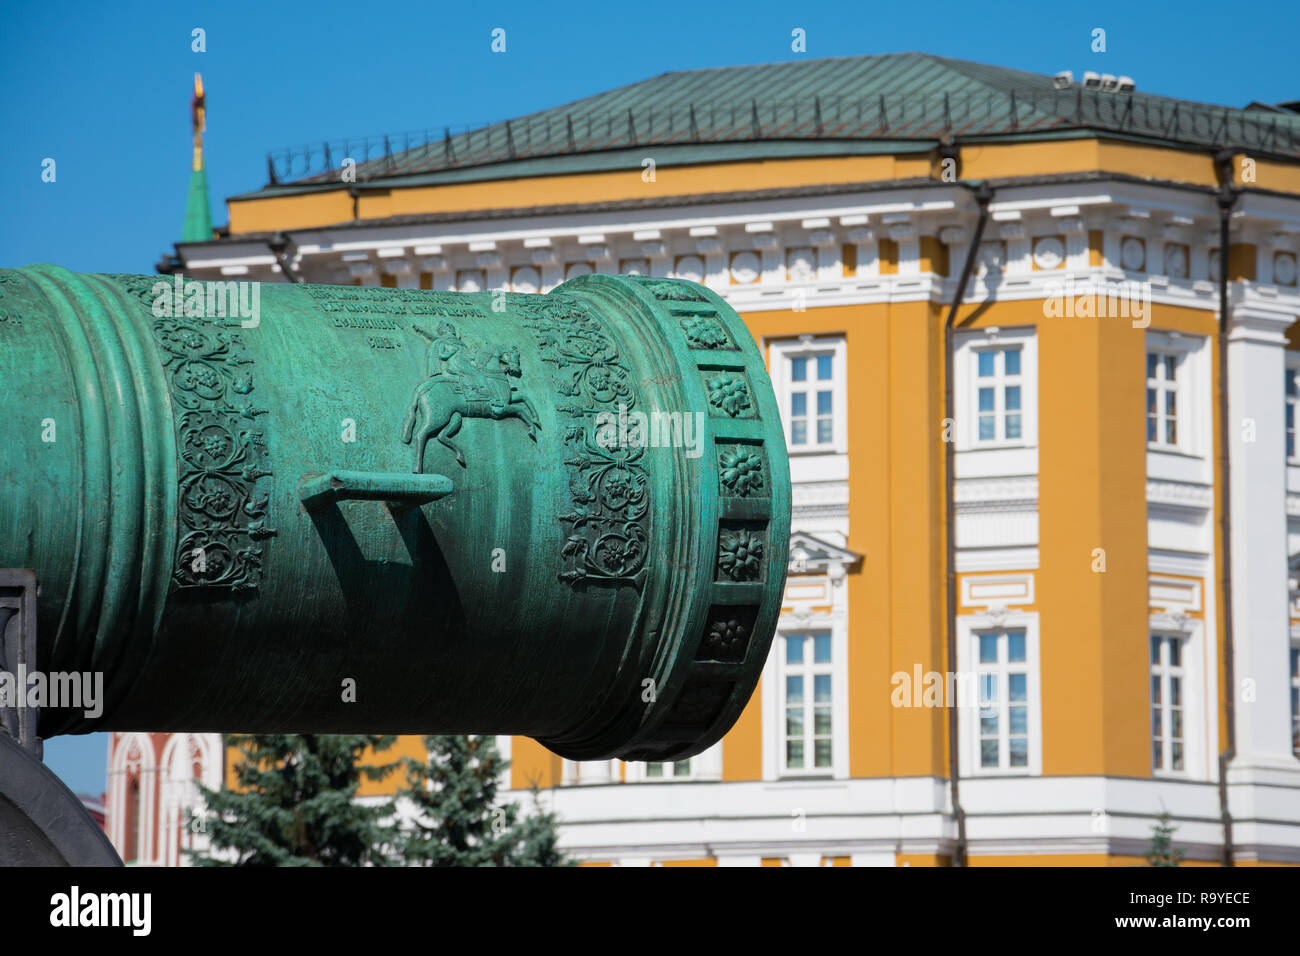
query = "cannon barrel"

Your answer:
(0, 266), (790, 761)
